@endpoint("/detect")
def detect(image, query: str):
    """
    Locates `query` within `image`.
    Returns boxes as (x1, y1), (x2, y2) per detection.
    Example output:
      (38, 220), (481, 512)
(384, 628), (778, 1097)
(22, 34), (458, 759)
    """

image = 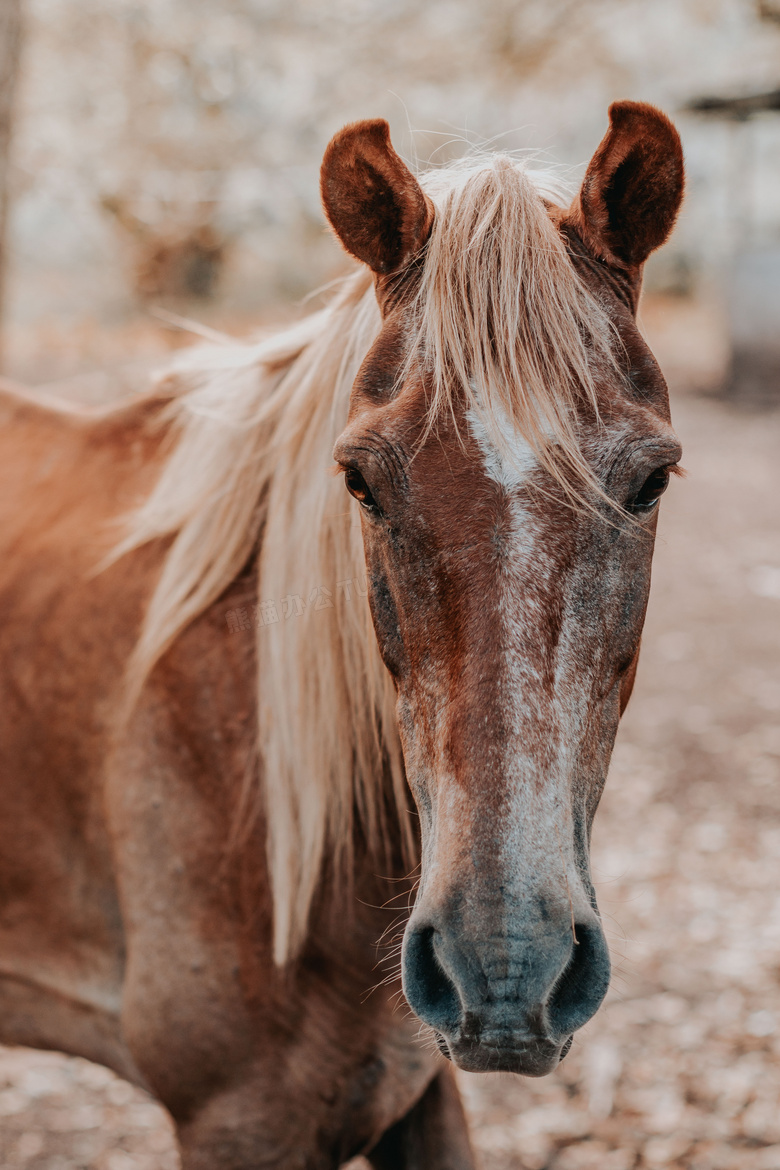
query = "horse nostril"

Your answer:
(402, 925), (461, 1034)
(547, 920), (611, 1039)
